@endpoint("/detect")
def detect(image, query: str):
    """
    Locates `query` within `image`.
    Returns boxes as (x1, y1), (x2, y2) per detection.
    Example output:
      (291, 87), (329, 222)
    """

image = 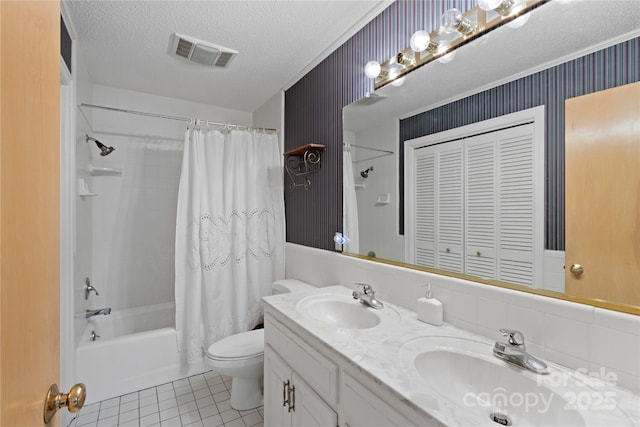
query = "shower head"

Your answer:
(360, 166), (374, 179)
(86, 135), (115, 156)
